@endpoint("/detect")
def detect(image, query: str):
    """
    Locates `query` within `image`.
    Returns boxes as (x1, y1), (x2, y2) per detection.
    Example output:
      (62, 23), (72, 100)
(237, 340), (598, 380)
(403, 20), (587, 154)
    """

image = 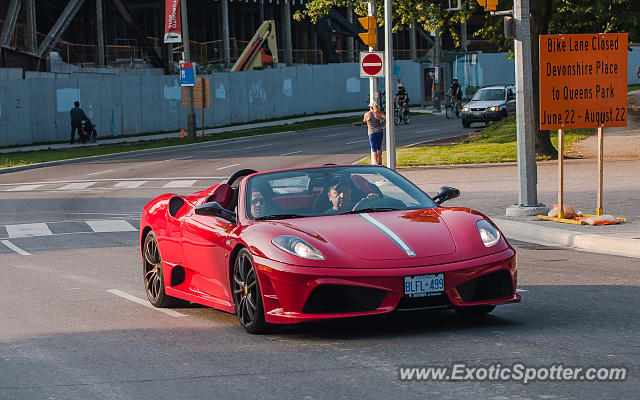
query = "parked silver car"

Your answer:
(461, 85), (516, 128)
